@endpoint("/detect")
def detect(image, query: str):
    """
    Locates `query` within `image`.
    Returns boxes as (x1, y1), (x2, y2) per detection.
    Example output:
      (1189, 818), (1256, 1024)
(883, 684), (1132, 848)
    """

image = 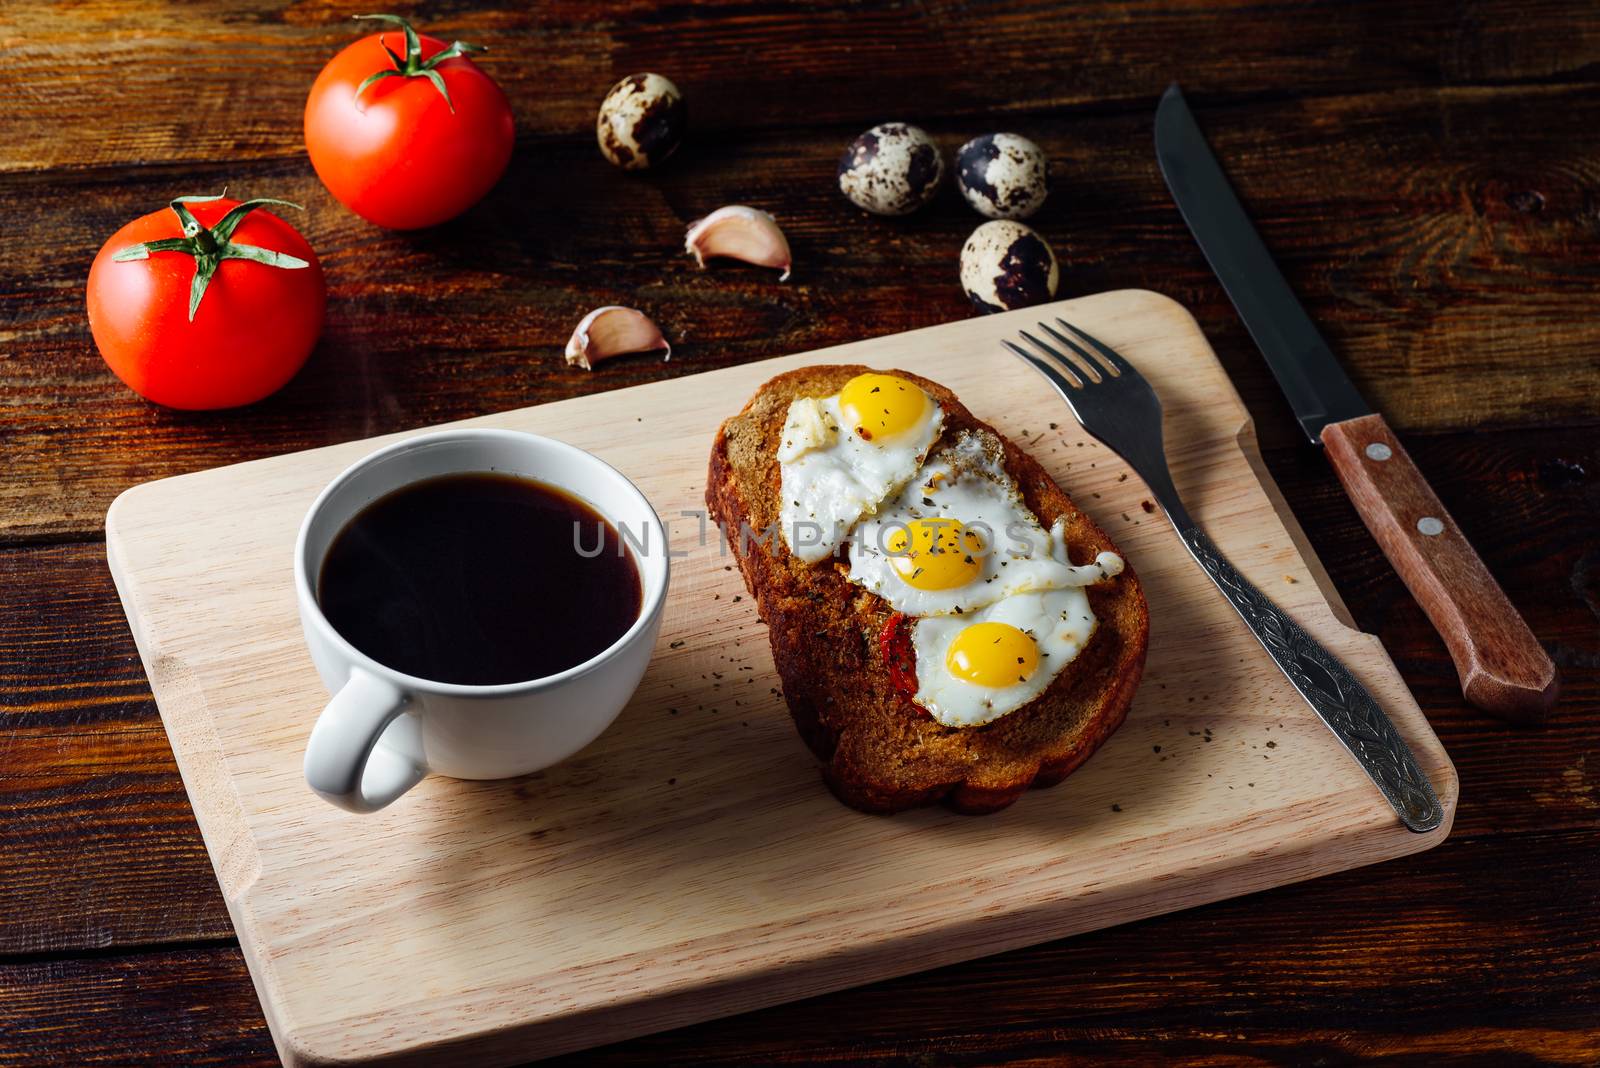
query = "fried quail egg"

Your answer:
(847, 432), (1098, 617)
(838, 123), (945, 216)
(910, 541), (1124, 728)
(777, 373), (944, 564)
(955, 133), (1049, 220)
(959, 219), (1059, 313)
(596, 73), (687, 170)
